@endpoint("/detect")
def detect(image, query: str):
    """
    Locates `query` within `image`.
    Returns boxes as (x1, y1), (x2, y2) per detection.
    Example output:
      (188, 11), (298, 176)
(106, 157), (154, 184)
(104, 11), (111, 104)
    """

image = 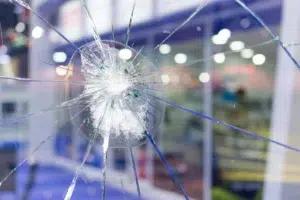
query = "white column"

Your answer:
(203, 19), (213, 200)
(264, 0), (300, 199)
(29, 0), (56, 163)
